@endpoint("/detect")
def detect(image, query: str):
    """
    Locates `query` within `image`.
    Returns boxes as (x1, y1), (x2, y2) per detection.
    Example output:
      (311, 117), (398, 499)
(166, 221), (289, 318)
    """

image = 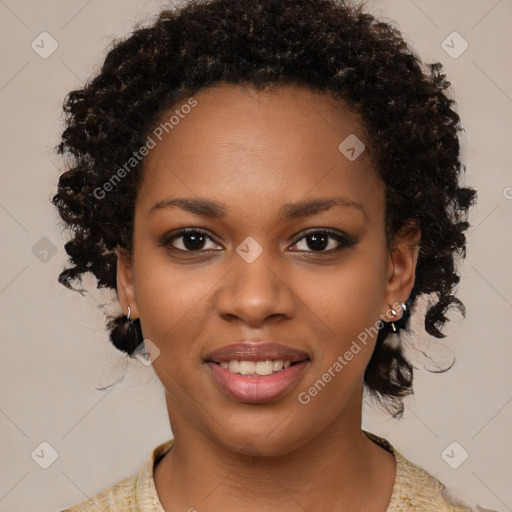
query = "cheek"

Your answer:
(137, 286), (209, 344)
(132, 251), (232, 381)
(297, 254), (385, 344)
(293, 264), (384, 421)
(133, 258), (213, 397)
